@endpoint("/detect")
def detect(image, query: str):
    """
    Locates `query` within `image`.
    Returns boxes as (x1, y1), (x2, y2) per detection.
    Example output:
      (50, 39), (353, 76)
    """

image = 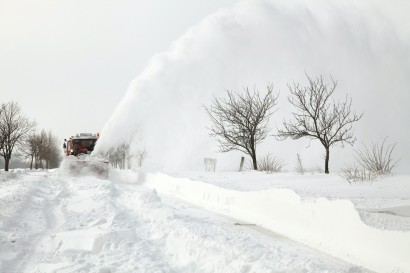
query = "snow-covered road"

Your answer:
(0, 170), (372, 273)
